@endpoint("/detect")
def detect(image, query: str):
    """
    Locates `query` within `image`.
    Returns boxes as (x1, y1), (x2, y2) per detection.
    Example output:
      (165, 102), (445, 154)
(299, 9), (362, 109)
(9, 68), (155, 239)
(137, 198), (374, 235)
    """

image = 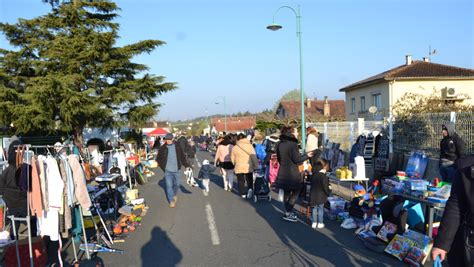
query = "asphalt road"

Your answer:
(96, 150), (403, 267)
